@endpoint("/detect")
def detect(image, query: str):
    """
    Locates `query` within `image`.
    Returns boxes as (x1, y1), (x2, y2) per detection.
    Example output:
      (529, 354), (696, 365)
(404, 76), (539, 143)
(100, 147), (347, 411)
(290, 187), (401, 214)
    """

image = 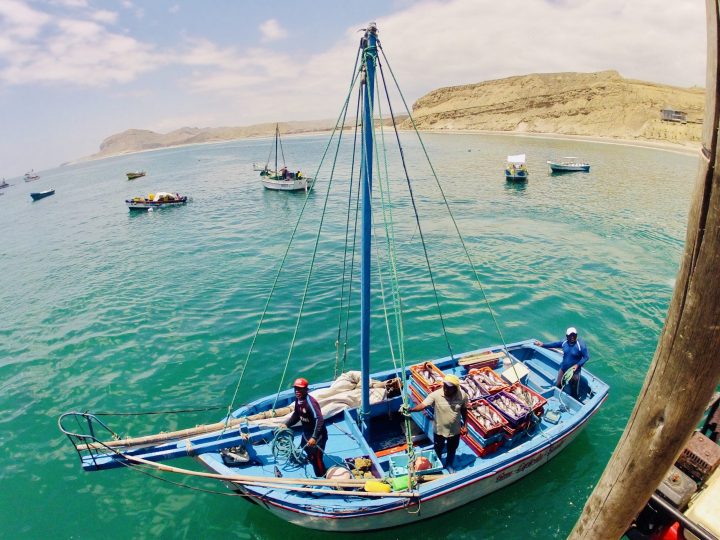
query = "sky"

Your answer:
(0, 0), (708, 178)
